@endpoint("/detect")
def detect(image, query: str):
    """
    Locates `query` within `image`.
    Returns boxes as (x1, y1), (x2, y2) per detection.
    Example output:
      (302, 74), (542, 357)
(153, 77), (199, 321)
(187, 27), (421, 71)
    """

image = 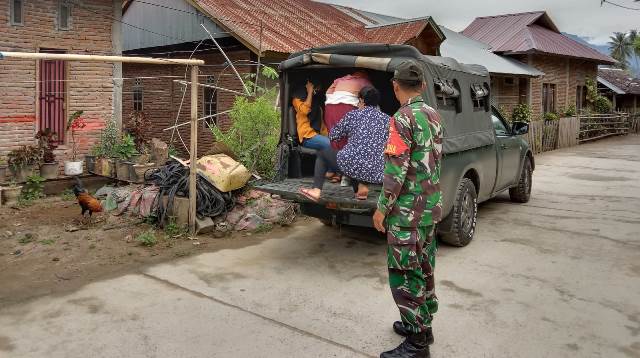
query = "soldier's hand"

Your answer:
(373, 210), (386, 233)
